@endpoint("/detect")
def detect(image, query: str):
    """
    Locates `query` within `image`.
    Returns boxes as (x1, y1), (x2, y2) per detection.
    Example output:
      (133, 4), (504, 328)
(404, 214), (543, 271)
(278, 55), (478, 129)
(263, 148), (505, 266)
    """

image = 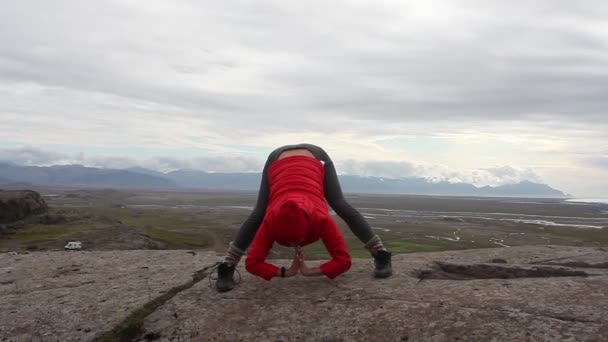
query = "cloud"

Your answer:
(0, 147), (138, 169)
(583, 155), (608, 170)
(0, 146), (543, 186)
(478, 166), (542, 185)
(0, 146), (262, 173)
(1, 1), (607, 195)
(139, 156), (262, 173)
(85, 156), (140, 170)
(336, 159), (542, 186)
(337, 159), (420, 179)
(0, 147), (71, 166)
(1, 1), (608, 133)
